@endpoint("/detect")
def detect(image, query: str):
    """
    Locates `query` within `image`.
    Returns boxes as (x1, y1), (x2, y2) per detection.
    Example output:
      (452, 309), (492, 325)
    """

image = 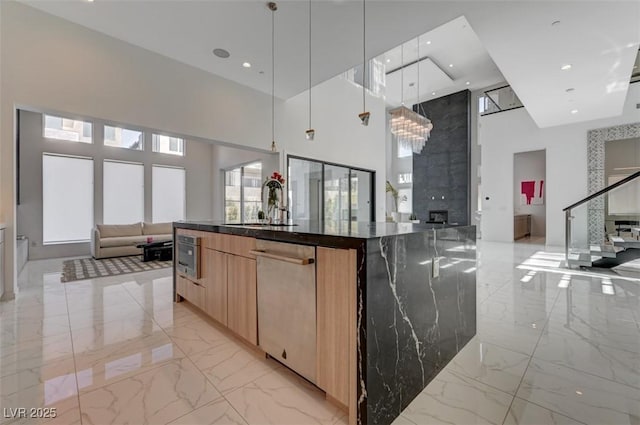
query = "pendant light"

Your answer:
(268, 2), (278, 152)
(305, 0), (315, 140)
(358, 0), (370, 125)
